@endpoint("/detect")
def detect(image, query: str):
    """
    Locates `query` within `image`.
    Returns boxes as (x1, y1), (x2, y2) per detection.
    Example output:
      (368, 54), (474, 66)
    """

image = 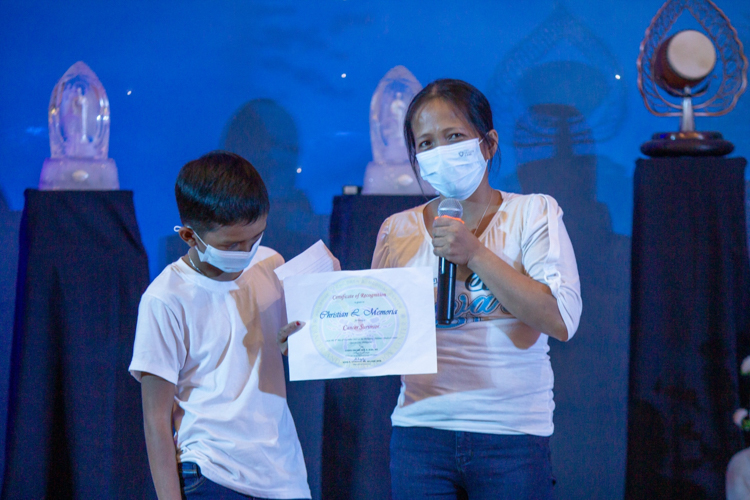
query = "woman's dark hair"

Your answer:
(175, 151), (269, 233)
(404, 79), (499, 173)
